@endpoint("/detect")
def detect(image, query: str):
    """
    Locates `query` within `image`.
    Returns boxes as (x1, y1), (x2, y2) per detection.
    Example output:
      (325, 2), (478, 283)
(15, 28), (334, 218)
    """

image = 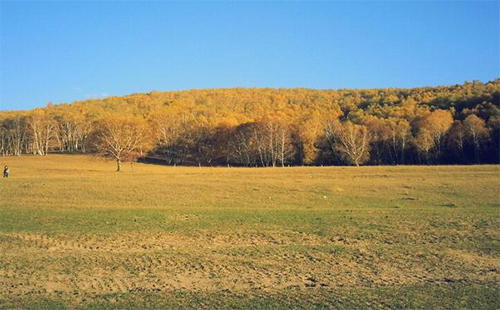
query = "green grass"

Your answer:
(0, 155), (499, 309)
